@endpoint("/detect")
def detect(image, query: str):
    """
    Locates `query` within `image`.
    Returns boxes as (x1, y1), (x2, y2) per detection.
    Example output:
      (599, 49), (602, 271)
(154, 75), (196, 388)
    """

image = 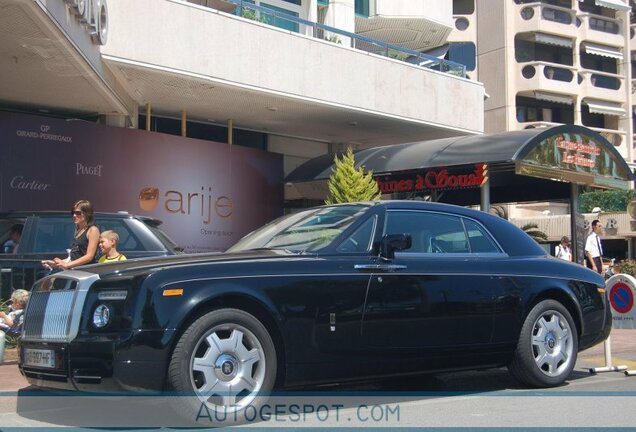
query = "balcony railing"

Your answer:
(518, 2), (578, 27)
(578, 13), (621, 35)
(519, 62), (623, 94)
(517, 3), (623, 37)
(580, 69), (623, 91)
(541, 6), (574, 25)
(589, 127), (625, 148)
(519, 121), (562, 129)
(227, 0), (467, 77)
(520, 62), (577, 84)
(588, 15), (620, 34)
